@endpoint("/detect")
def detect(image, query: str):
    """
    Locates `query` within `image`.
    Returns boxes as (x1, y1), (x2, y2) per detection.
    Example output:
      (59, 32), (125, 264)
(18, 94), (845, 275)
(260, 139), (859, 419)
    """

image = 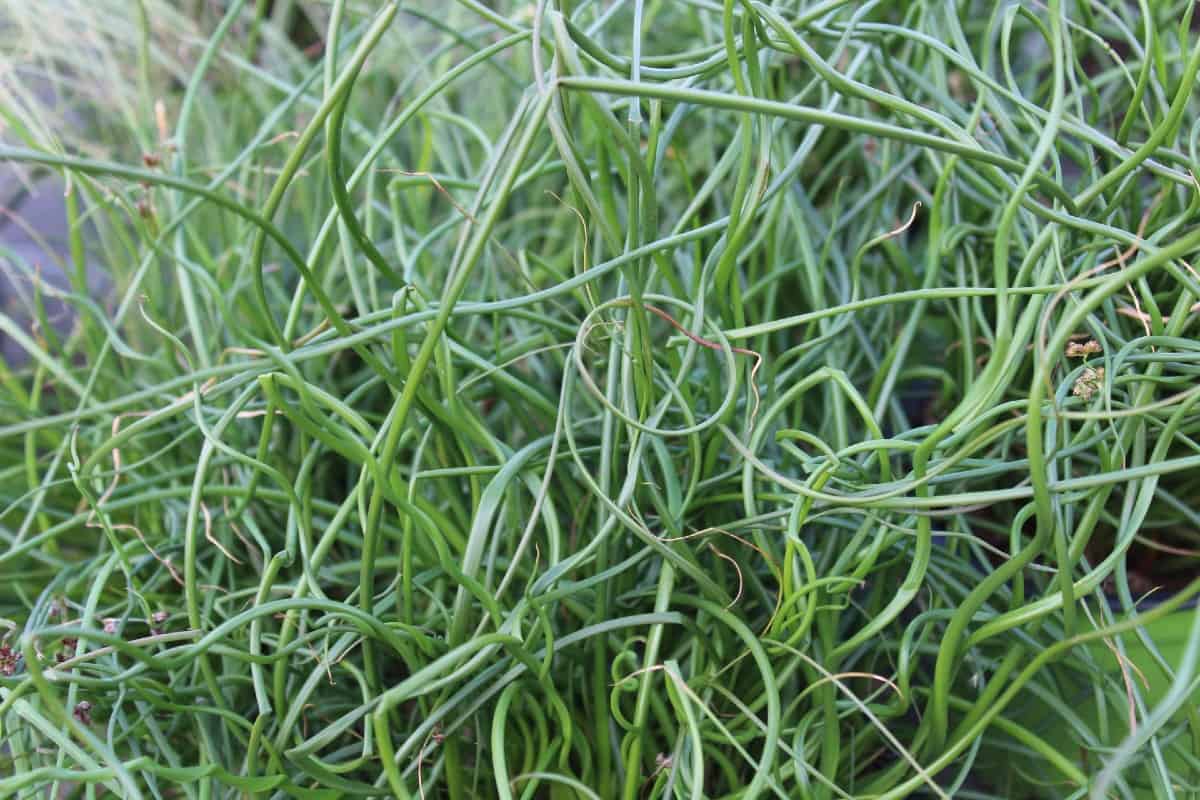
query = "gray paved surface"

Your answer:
(1, 81), (106, 365)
